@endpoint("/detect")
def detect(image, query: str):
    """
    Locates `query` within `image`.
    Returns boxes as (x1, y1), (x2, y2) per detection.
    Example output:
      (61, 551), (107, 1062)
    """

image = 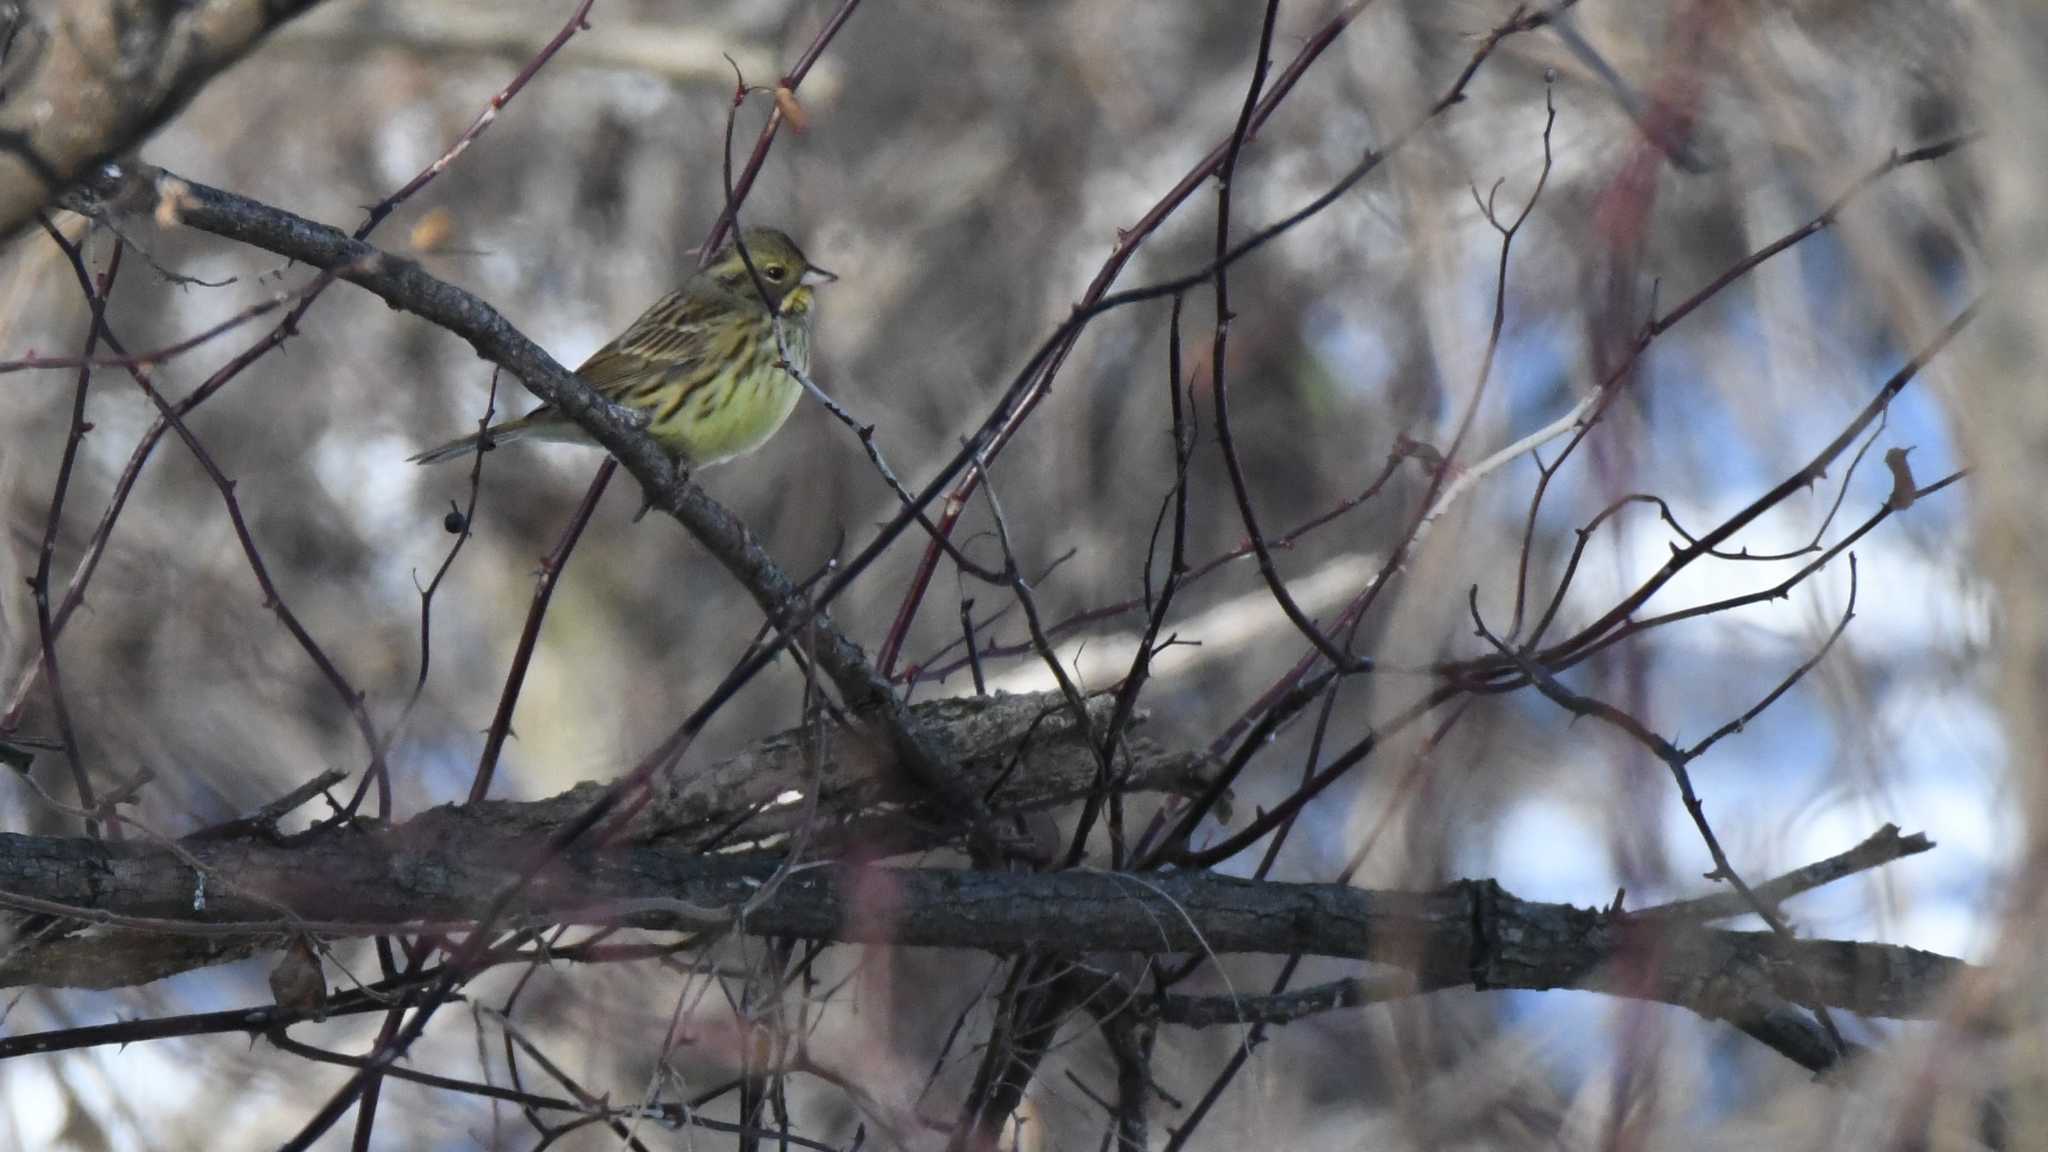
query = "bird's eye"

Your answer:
(763, 264), (788, 281)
